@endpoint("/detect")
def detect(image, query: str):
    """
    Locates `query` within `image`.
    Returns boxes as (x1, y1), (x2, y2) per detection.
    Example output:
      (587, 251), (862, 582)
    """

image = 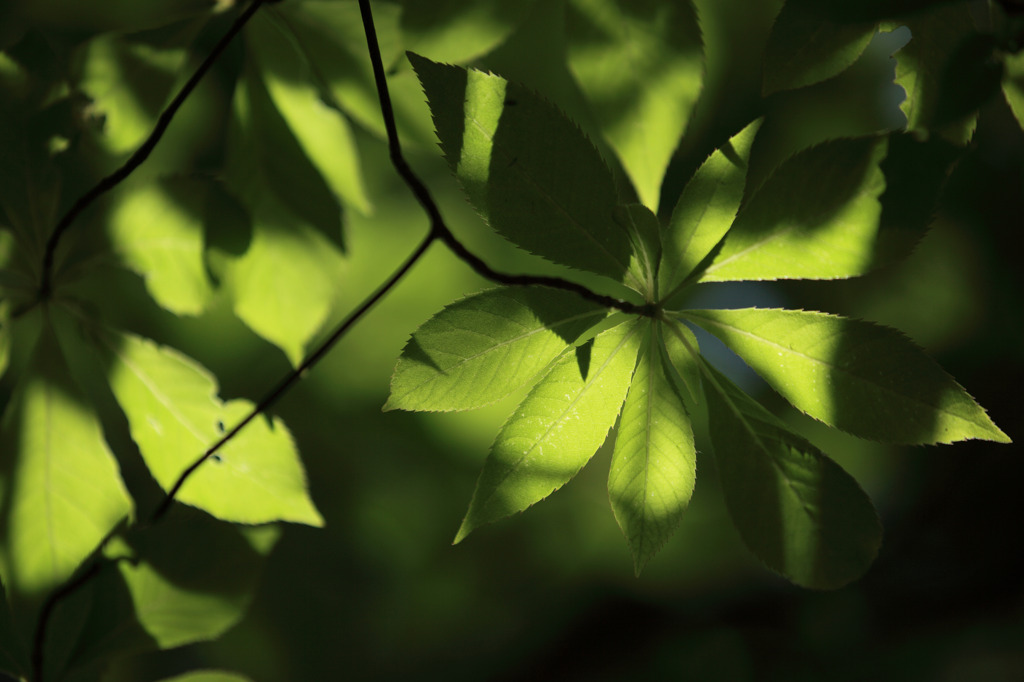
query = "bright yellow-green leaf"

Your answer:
(398, 0), (540, 63)
(566, 0), (703, 210)
(660, 119), (760, 295)
(0, 324), (132, 597)
(386, 287), (606, 412)
(222, 193), (345, 367)
(76, 34), (186, 154)
(247, 11), (371, 215)
(684, 307), (1011, 445)
(106, 177), (213, 315)
(455, 320), (643, 542)
(99, 329), (323, 526)
(660, 317), (701, 405)
(609, 320), (696, 574)
(699, 137), (888, 282)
